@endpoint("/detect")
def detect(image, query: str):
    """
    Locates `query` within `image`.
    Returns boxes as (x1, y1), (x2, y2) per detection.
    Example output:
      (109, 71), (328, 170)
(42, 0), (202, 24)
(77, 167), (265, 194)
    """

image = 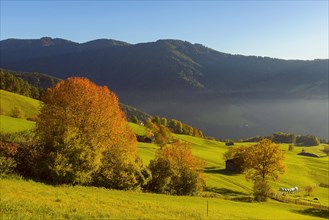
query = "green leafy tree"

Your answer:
(146, 118), (172, 146)
(296, 135), (320, 146)
(154, 125), (172, 147)
(153, 116), (161, 125)
(168, 119), (183, 134)
(161, 117), (167, 126)
(131, 115), (138, 124)
(168, 119), (177, 130)
(182, 124), (194, 136)
(176, 121), (183, 134)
